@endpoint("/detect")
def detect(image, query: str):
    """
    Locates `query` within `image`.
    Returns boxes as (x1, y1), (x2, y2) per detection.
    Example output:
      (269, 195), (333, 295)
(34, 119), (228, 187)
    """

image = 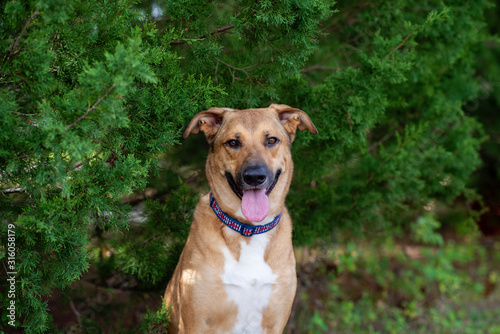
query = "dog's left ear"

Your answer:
(270, 104), (318, 142)
(183, 107), (233, 141)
